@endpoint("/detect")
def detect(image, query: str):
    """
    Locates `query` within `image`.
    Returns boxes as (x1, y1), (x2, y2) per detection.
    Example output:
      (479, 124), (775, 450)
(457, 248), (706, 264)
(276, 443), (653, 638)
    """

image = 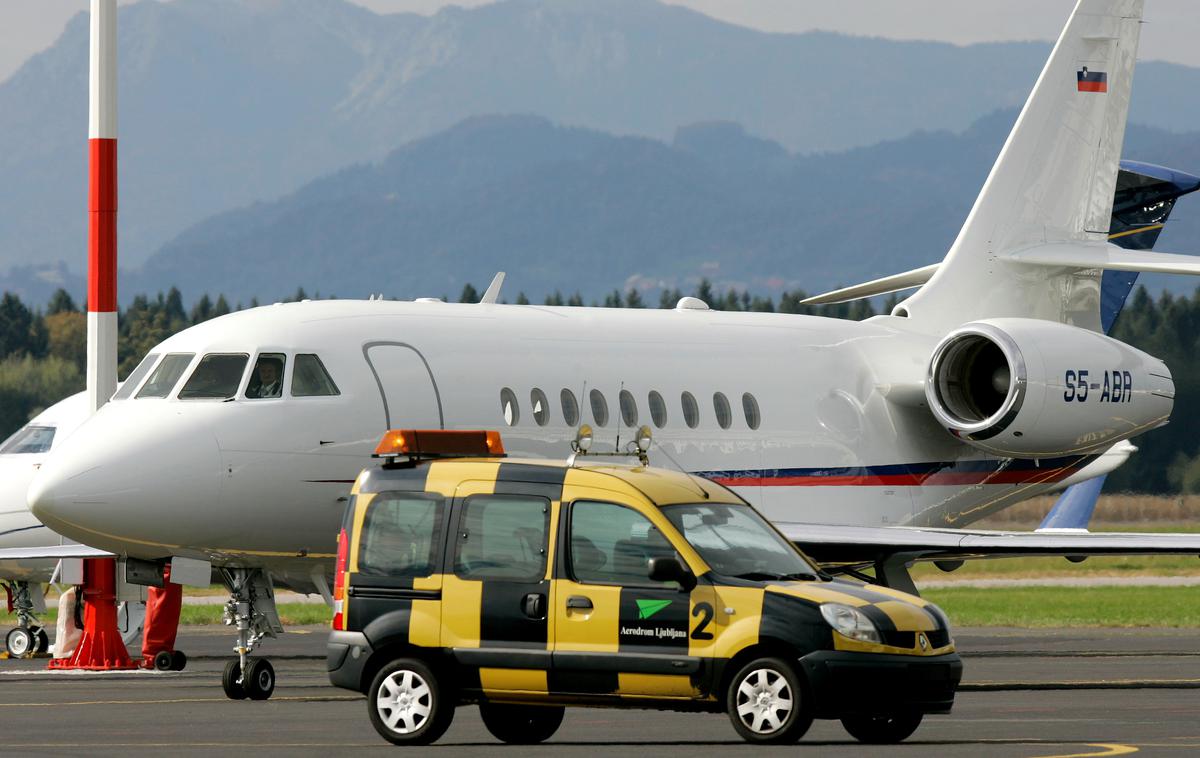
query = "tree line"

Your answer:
(0, 282), (1194, 494)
